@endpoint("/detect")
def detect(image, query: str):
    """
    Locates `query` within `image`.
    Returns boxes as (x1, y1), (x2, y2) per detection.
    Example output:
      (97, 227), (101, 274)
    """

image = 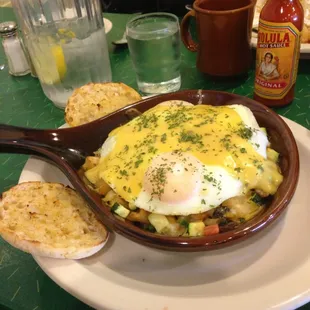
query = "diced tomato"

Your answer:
(204, 224), (219, 236)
